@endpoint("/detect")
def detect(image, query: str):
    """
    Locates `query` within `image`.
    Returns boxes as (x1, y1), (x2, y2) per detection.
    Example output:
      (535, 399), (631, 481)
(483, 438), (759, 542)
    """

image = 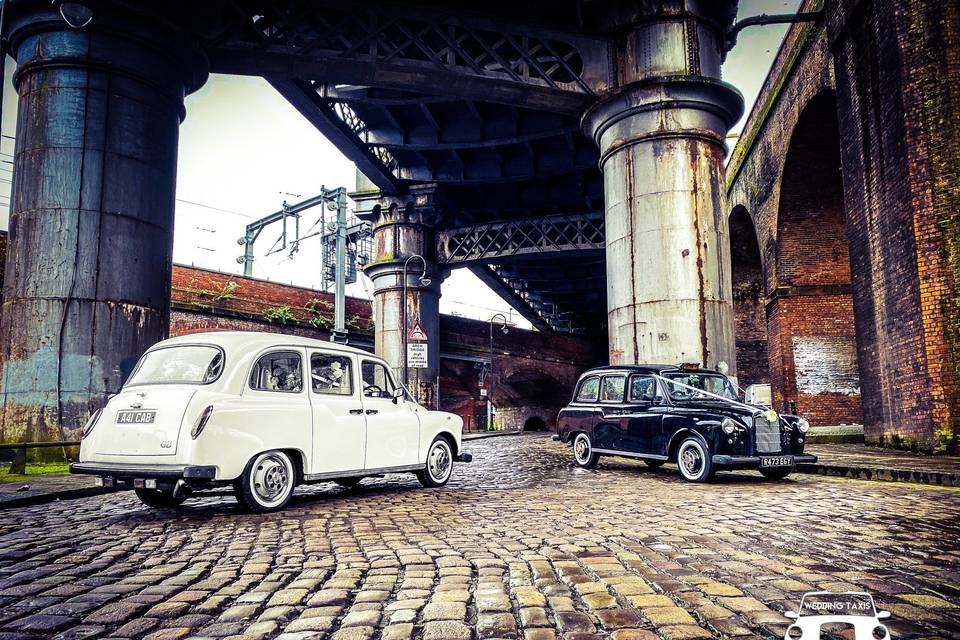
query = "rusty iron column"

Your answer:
(582, 5), (743, 370)
(356, 184), (445, 406)
(0, 3), (207, 442)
